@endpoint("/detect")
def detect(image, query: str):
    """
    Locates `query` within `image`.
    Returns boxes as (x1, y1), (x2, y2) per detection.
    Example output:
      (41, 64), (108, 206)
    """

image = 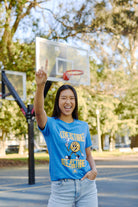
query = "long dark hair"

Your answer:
(52, 84), (78, 119)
